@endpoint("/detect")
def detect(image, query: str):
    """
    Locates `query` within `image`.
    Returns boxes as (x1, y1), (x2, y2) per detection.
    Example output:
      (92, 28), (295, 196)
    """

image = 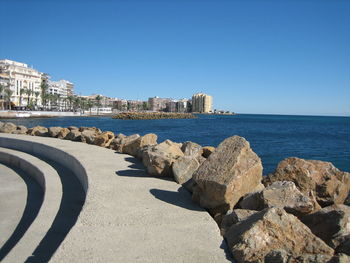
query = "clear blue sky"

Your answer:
(1, 0), (349, 116)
